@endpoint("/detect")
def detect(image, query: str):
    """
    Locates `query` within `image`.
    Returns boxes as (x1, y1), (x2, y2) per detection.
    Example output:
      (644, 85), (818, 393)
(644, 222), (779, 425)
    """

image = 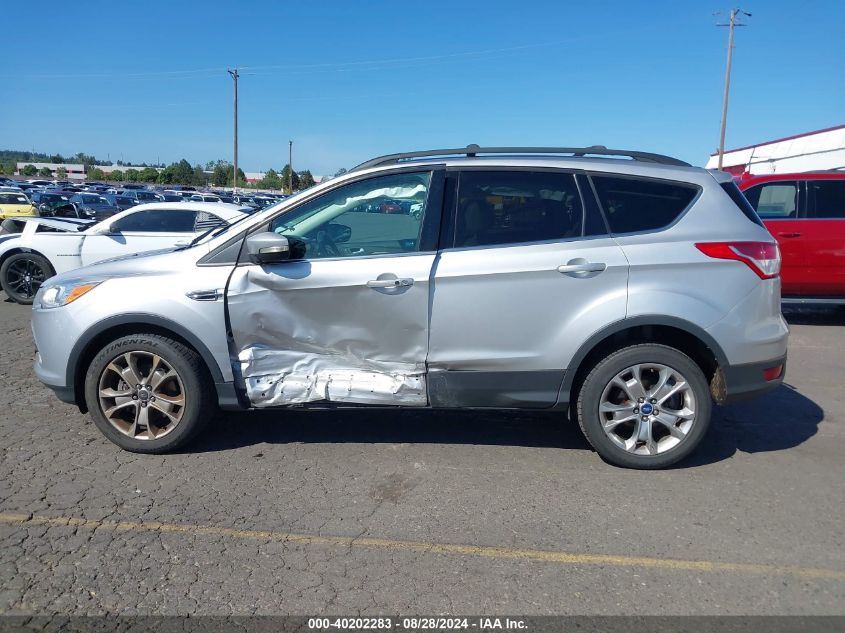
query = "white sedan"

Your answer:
(0, 202), (252, 304)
